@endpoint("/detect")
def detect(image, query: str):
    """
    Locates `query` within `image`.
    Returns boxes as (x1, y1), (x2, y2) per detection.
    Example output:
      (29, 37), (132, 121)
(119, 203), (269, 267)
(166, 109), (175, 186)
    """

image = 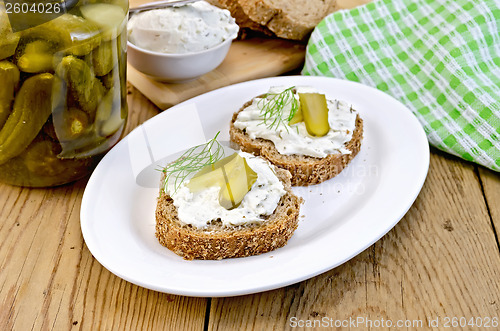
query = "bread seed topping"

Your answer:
(233, 86), (358, 158)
